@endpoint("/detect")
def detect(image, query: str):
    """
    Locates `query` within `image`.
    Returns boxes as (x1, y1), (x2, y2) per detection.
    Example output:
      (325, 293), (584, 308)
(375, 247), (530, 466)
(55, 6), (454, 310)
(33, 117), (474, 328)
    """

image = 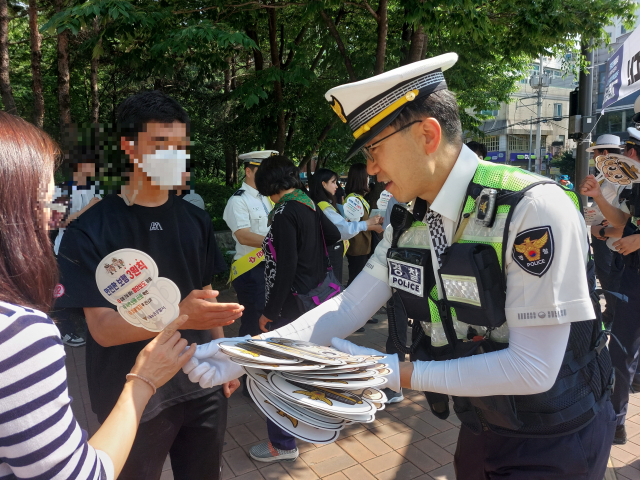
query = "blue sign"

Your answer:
(485, 151), (506, 162)
(509, 153), (551, 162)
